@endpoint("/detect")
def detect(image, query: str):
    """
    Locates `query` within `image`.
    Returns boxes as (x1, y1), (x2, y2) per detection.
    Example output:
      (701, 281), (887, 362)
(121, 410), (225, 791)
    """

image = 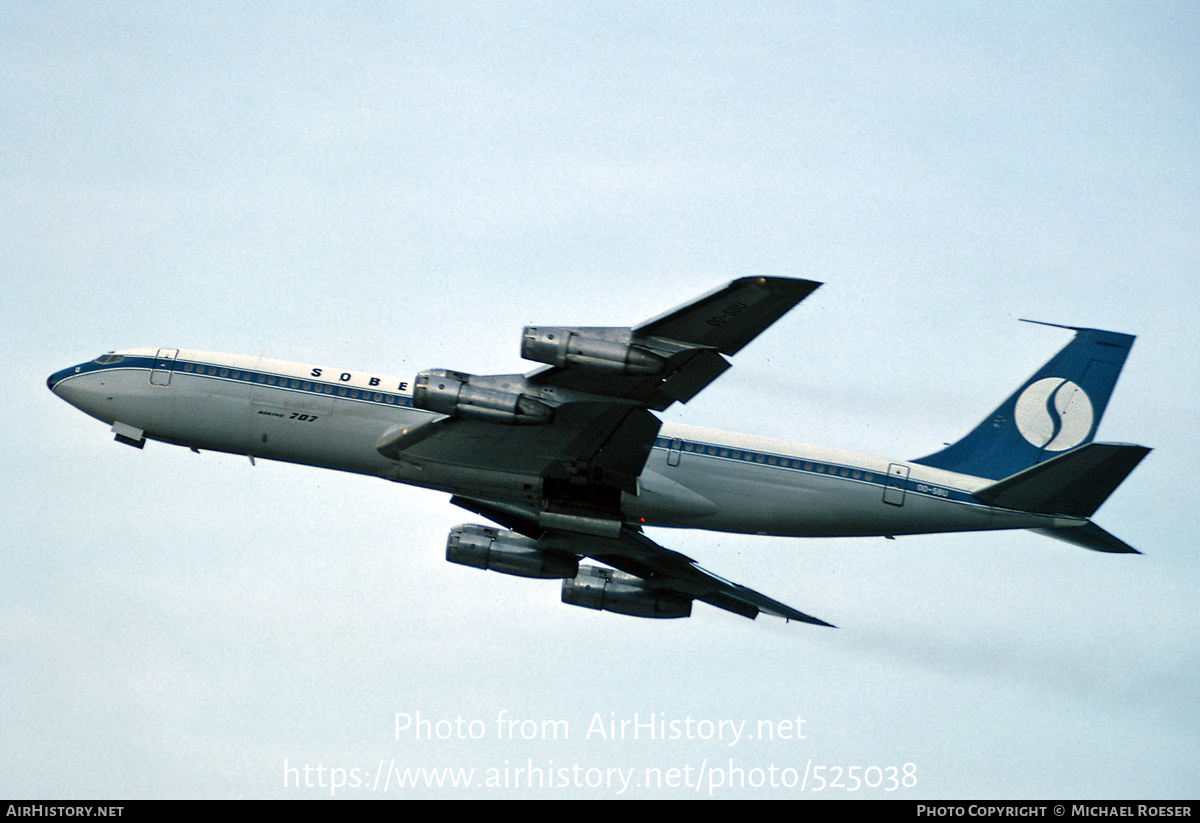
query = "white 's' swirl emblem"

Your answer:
(1014, 378), (1094, 451)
